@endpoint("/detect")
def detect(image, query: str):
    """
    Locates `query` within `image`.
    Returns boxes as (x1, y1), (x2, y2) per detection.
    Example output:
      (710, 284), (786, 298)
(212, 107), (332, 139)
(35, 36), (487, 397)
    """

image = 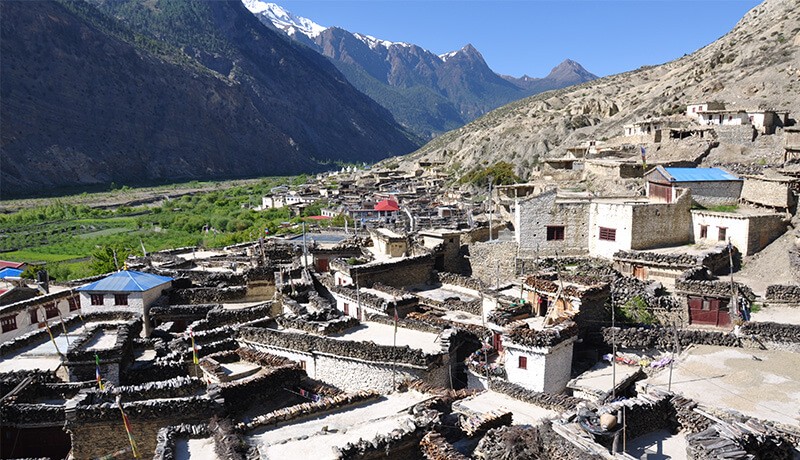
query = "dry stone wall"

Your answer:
(765, 284), (800, 304)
